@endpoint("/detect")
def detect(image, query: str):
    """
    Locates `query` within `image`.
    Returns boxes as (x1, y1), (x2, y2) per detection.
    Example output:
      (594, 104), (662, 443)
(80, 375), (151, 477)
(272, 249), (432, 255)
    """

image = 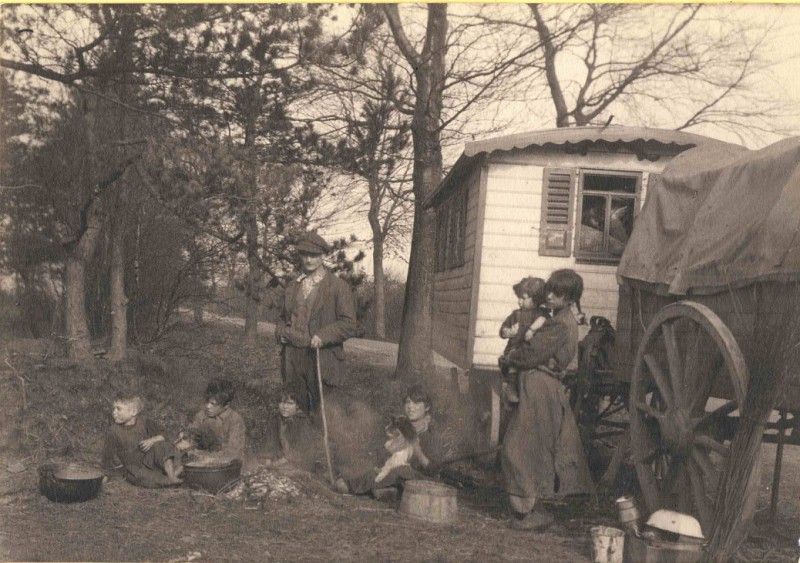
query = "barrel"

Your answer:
(615, 496), (641, 533)
(398, 480), (458, 524)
